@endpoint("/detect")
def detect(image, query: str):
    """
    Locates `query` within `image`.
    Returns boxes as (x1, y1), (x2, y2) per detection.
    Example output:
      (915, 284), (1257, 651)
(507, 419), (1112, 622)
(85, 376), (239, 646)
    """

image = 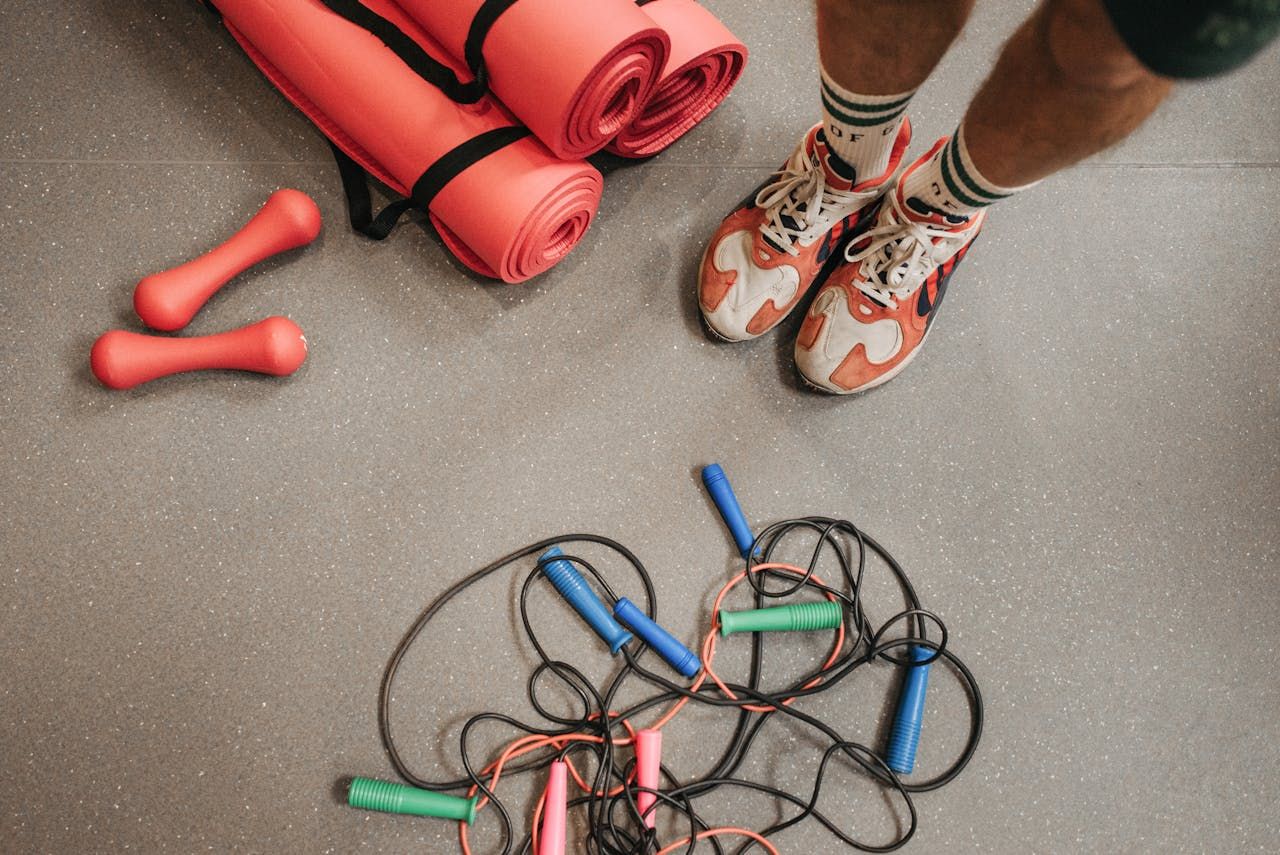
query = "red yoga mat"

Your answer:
(608, 0), (748, 158)
(395, 0), (670, 159)
(216, 0), (602, 283)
